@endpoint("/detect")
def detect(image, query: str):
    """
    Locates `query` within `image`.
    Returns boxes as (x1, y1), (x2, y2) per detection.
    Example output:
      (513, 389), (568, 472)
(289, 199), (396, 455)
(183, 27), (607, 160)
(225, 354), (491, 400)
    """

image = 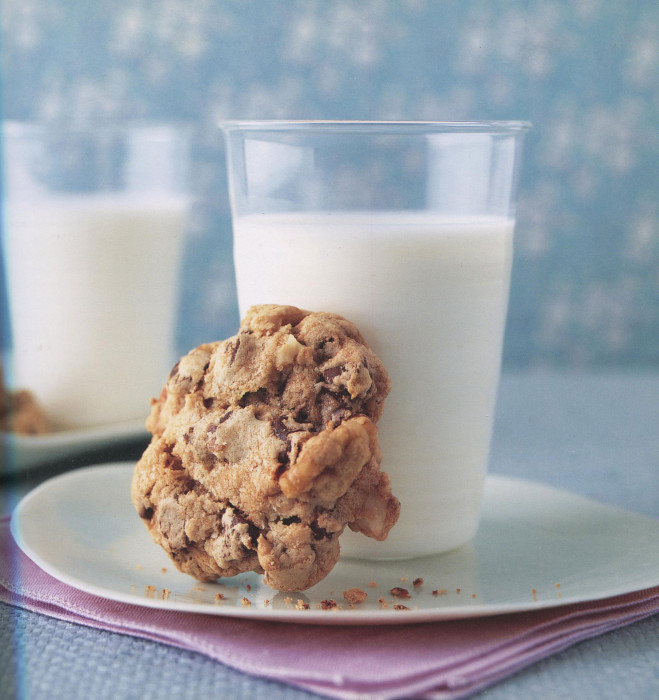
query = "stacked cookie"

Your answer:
(132, 305), (399, 592)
